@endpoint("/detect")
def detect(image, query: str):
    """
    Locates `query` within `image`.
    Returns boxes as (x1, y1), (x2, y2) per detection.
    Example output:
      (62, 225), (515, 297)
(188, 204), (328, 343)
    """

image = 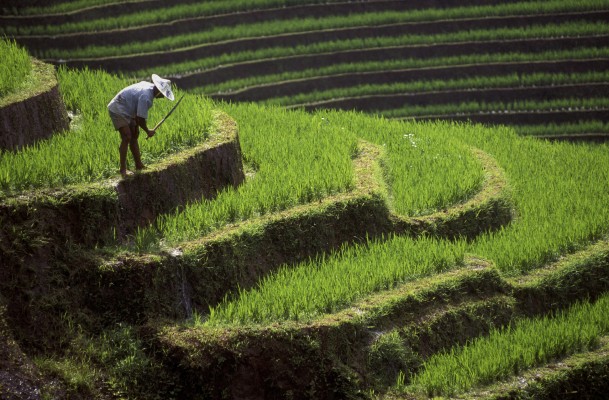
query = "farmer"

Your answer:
(107, 74), (175, 177)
